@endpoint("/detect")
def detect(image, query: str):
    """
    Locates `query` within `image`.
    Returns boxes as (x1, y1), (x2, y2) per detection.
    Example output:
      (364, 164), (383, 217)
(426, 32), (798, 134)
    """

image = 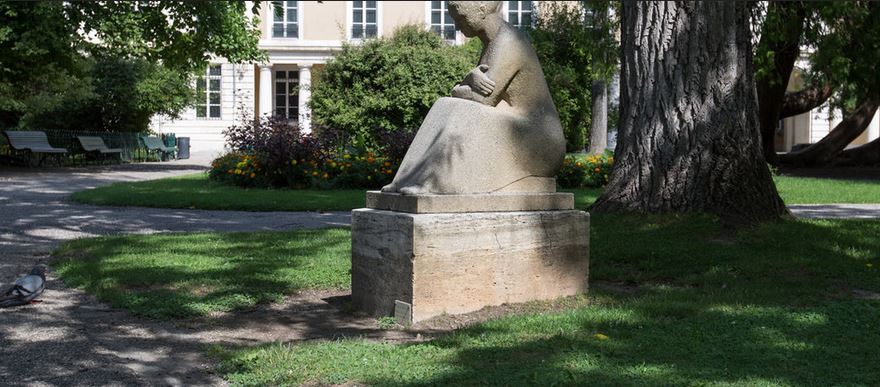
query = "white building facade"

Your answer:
(153, 1), (539, 156)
